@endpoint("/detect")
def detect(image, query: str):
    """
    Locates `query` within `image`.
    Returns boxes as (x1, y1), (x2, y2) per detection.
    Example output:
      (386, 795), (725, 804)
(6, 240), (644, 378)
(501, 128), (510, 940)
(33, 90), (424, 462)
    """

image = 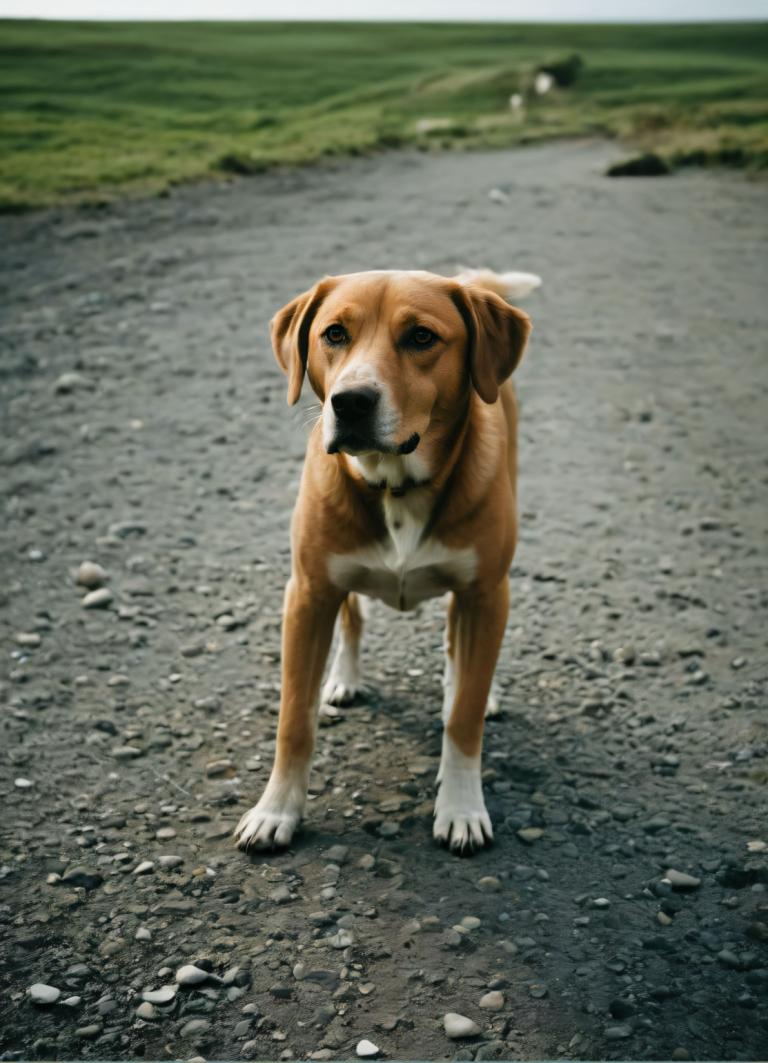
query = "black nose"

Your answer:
(331, 387), (379, 422)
